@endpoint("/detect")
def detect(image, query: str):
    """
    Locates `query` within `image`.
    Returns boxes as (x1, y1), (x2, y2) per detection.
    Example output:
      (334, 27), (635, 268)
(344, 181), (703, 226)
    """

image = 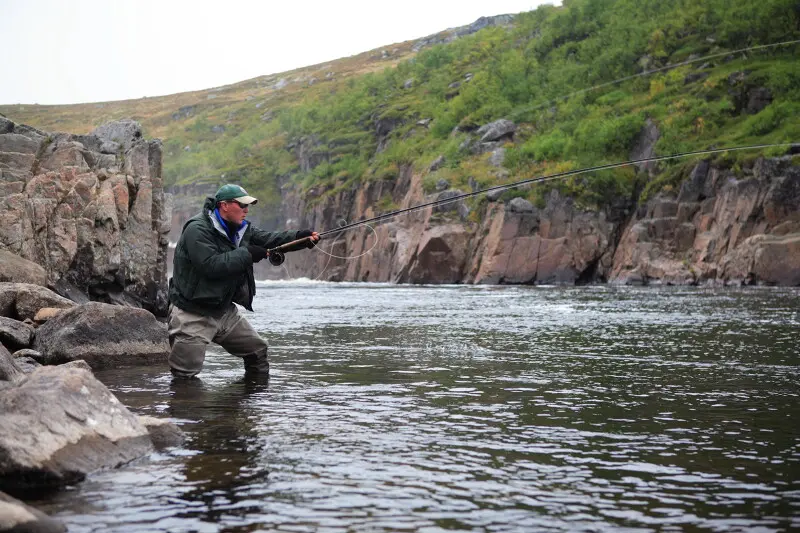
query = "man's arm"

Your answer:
(249, 227), (313, 249)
